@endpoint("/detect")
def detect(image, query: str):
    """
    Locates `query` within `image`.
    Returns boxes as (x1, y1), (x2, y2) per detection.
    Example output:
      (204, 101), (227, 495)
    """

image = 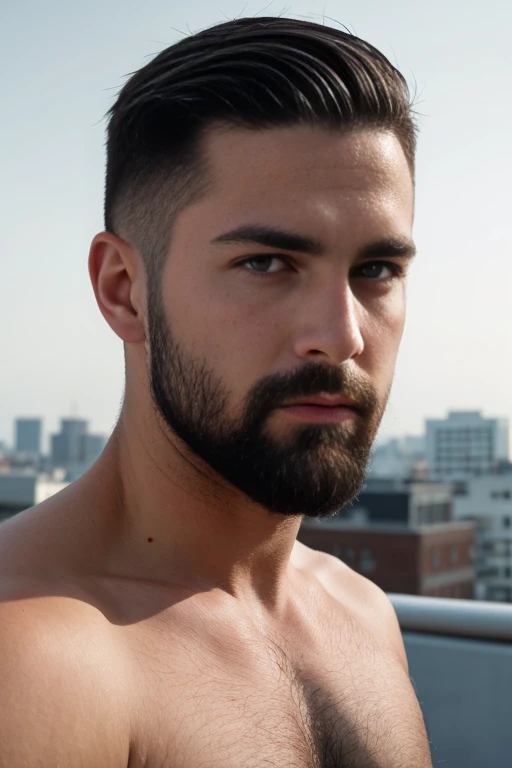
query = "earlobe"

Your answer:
(88, 231), (147, 344)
